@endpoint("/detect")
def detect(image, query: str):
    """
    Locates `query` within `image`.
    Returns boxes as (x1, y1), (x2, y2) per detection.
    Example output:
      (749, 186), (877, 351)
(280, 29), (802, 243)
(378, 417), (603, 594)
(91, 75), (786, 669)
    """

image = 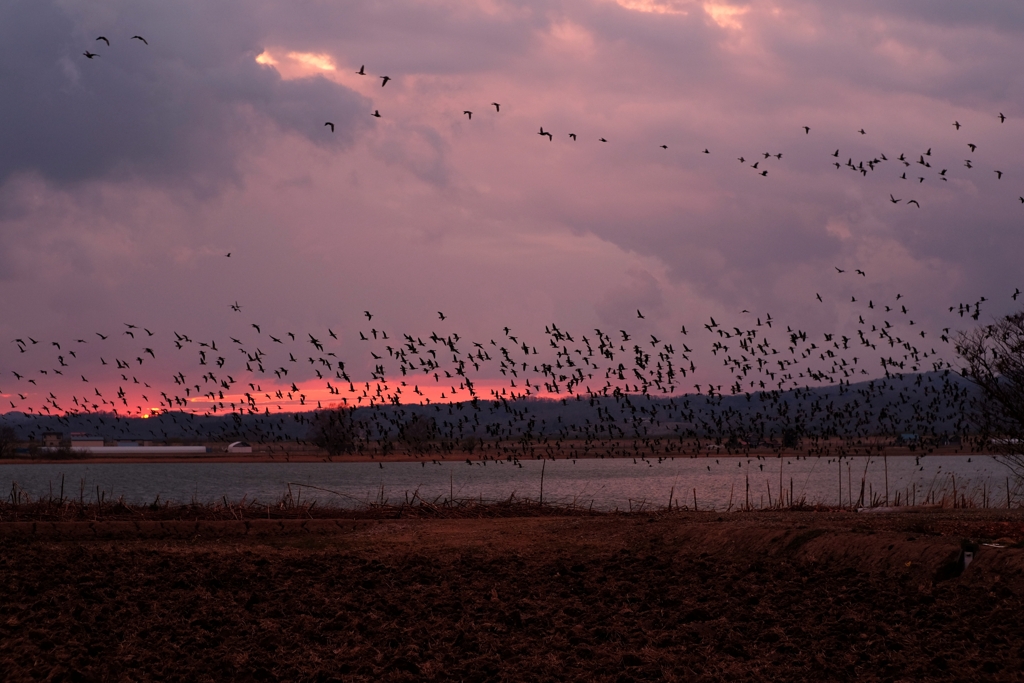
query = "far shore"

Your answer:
(0, 441), (990, 465)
